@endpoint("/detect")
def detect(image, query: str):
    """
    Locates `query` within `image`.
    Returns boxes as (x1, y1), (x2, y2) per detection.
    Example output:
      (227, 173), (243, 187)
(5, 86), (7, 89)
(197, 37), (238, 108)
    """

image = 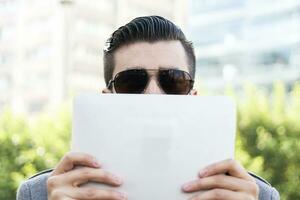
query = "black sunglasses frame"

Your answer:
(107, 68), (194, 95)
